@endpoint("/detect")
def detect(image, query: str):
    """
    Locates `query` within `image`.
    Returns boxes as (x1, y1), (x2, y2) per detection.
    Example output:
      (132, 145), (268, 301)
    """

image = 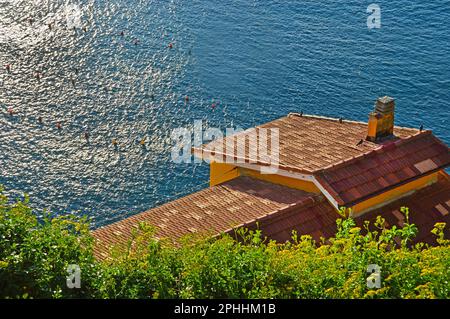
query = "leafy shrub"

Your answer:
(0, 186), (449, 299)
